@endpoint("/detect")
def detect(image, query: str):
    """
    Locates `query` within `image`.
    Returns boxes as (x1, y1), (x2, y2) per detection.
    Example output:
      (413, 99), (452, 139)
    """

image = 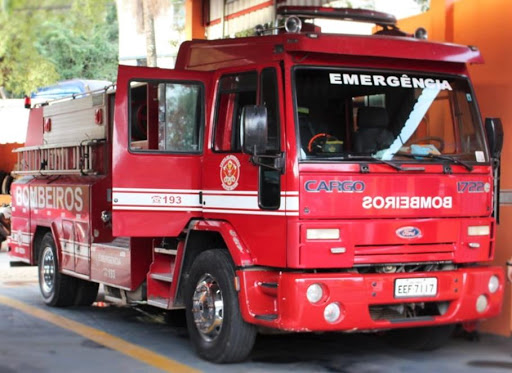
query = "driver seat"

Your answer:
(354, 107), (394, 153)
